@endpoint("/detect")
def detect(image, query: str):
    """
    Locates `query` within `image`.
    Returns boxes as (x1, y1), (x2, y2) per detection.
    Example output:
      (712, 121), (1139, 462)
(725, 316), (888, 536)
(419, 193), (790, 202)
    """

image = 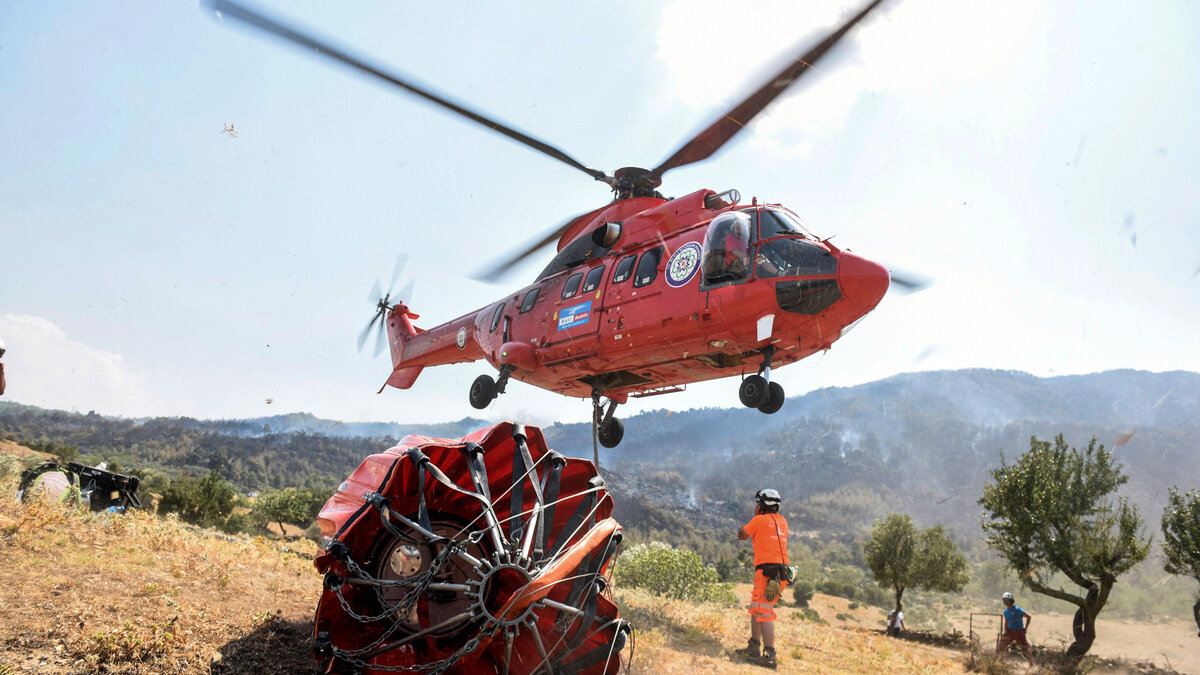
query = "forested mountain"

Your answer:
(585, 369), (1200, 539)
(2, 369), (1197, 539)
